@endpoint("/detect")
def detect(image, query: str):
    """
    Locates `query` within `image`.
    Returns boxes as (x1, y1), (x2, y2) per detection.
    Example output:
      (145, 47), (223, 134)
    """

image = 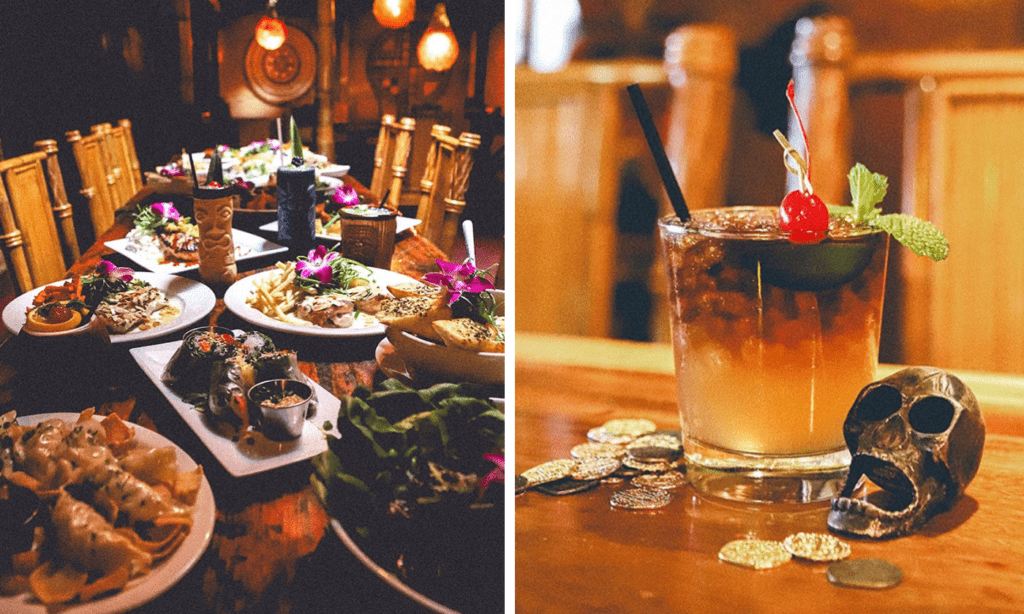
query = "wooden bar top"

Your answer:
(515, 333), (1024, 613)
